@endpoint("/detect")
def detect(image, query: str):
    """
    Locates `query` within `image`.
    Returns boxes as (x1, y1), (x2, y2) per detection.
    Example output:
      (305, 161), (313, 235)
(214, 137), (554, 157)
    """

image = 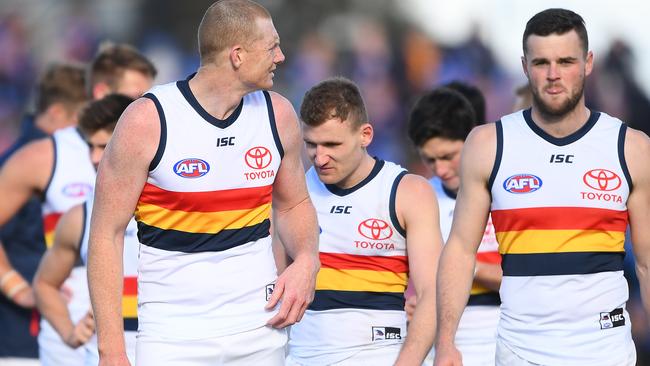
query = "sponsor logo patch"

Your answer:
(265, 283), (275, 301)
(599, 308), (625, 329)
(372, 326), (401, 341)
(583, 169), (622, 191)
(245, 146), (272, 170)
(503, 174), (542, 194)
(173, 158), (210, 178)
(358, 218), (393, 240)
